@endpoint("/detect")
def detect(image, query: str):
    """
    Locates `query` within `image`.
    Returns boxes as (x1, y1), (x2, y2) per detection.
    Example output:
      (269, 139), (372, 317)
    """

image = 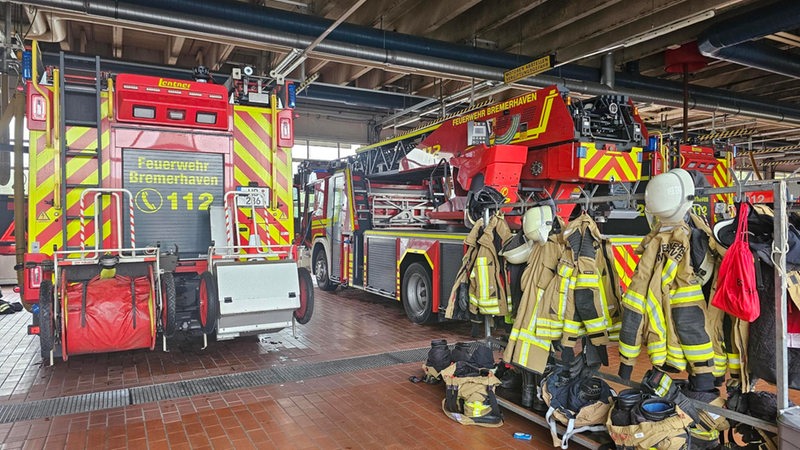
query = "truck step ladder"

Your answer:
(349, 170), (372, 231)
(58, 53), (104, 251)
